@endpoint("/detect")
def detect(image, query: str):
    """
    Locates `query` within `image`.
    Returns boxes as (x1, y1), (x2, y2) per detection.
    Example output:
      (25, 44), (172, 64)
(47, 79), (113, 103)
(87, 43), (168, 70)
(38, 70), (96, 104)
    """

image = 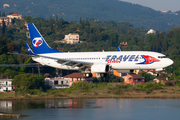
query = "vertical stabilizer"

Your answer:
(25, 42), (35, 55)
(28, 23), (62, 54)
